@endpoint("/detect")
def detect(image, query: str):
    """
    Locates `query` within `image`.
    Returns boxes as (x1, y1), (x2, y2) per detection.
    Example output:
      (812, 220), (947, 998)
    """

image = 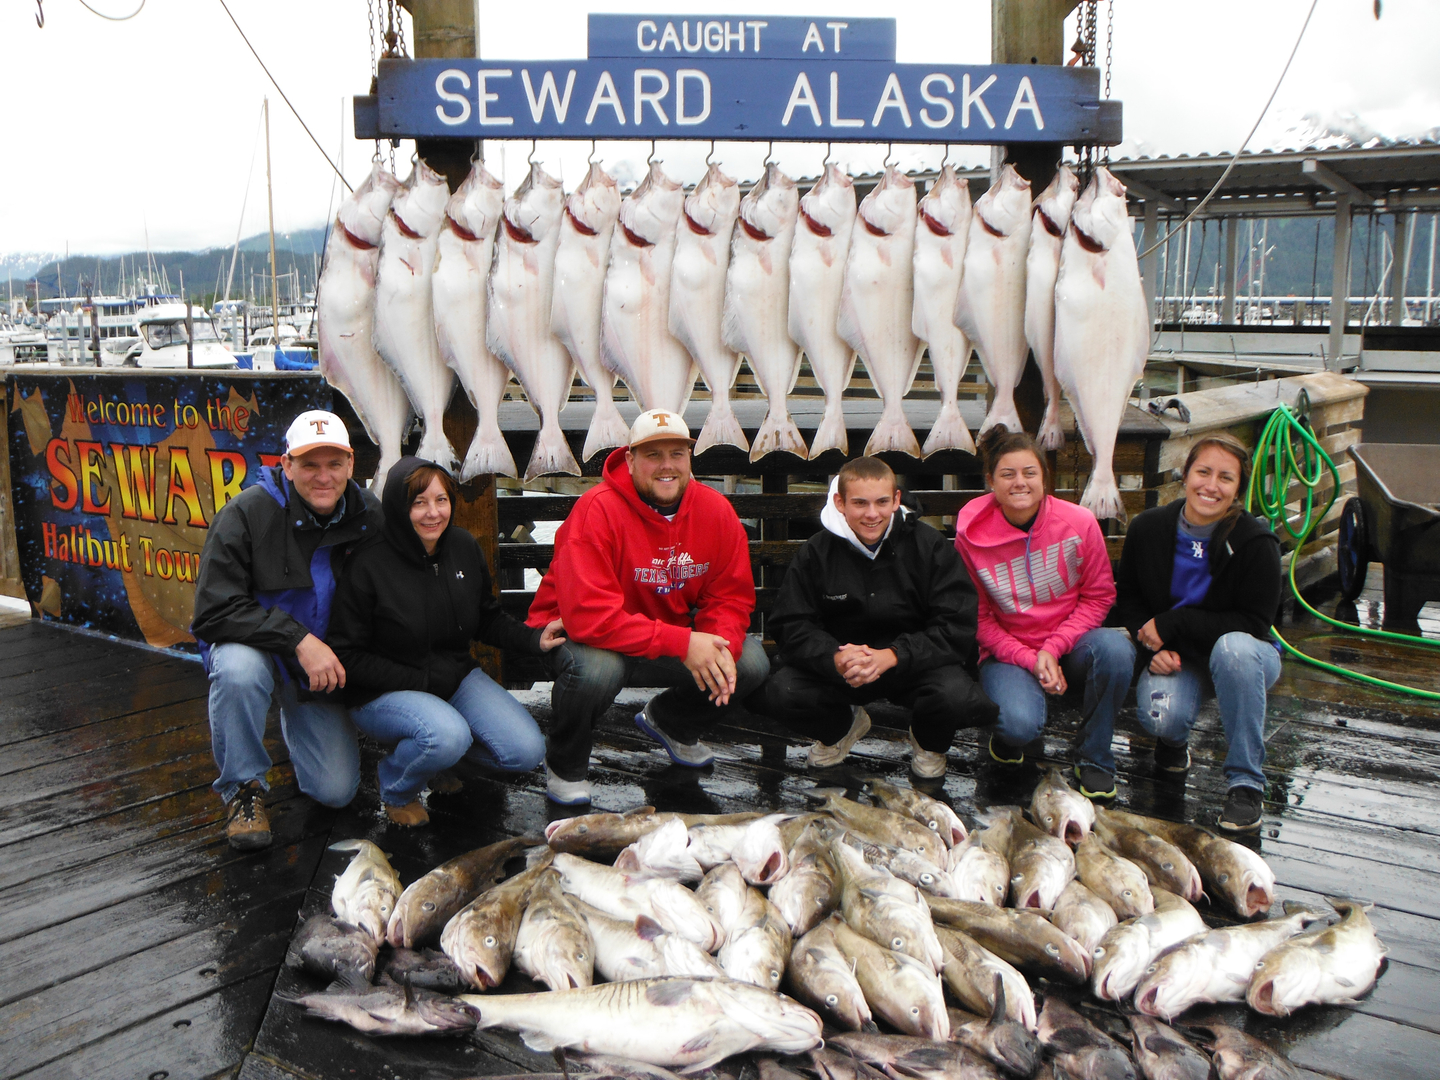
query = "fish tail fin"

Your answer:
(582, 400), (632, 462)
(864, 405), (921, 458)
(750, 404), (808, 462)
(1080, 471), (1126, 522)
(694, 401), (750, 455)
(921, 400), (976, 457)
(416, 425), (460, 475)
(525, 421), (581, 481)
(977, 398), (1024, 441)
(460, 425), (518, 481)
(808, 400), (848, 459)
(370, 450), (400, 494)
(1036, 386), (1066, 451)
